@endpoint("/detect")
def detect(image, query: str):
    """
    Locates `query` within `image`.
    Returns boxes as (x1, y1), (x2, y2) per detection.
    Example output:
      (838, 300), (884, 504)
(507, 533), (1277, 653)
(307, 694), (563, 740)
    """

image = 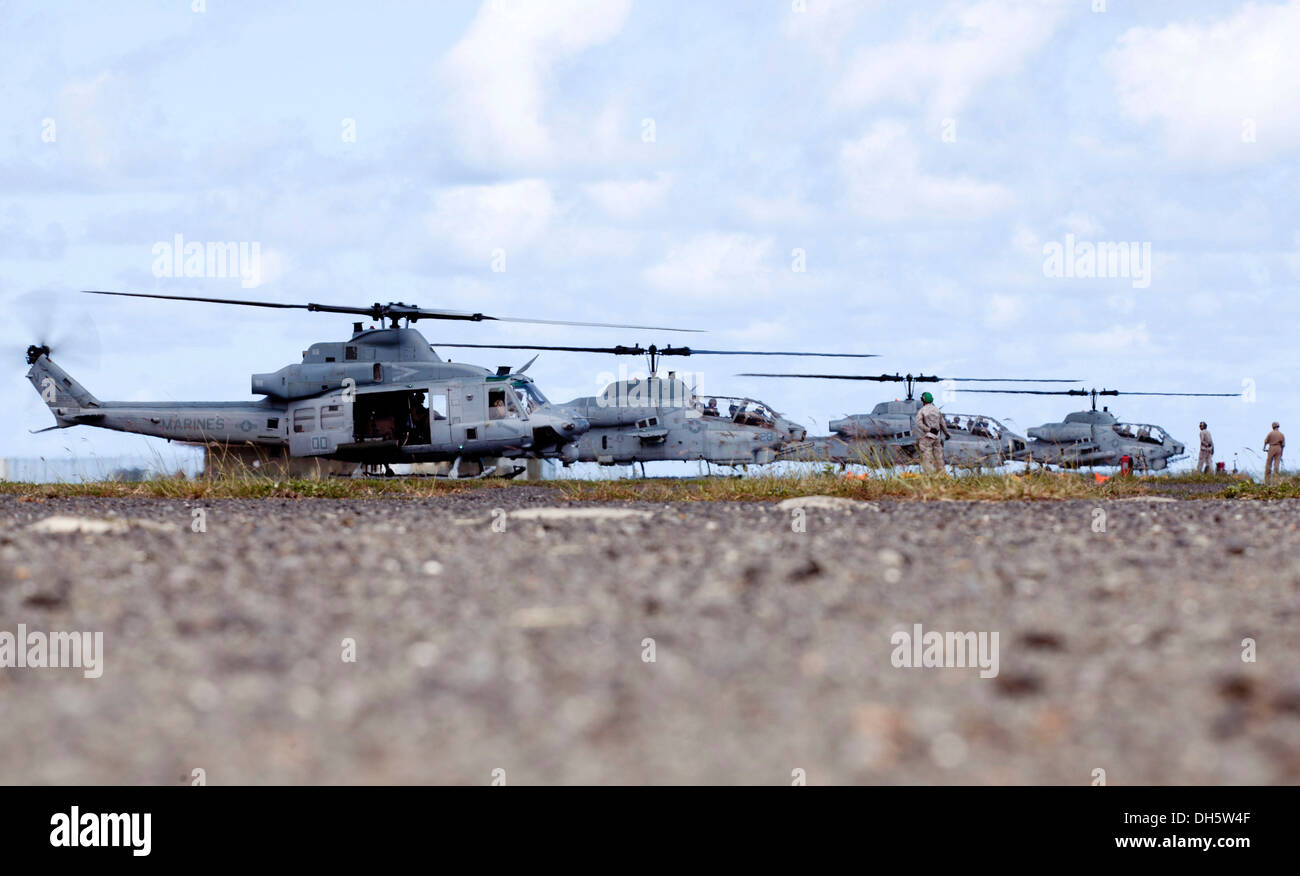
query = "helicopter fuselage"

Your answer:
(1024, 409), (1185, 470)
(780, 399), (1029, 468)
(559, 377), (806, 466)
(24, 327), (588, 467)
